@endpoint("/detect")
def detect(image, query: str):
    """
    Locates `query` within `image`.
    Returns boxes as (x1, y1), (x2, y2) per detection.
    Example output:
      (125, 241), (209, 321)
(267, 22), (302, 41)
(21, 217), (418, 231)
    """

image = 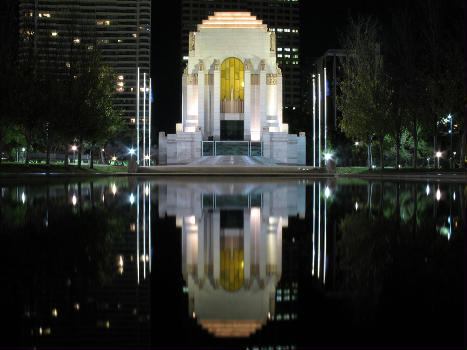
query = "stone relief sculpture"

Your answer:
(266, 74), (277, 85)
(189, 32), (195, 51)
(244, 59), (251, 70)
(199, 59), (204, 71)
(270, 32), (276, 52)
(276, 63), (282, 75)
(260, 59), (266, 71)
